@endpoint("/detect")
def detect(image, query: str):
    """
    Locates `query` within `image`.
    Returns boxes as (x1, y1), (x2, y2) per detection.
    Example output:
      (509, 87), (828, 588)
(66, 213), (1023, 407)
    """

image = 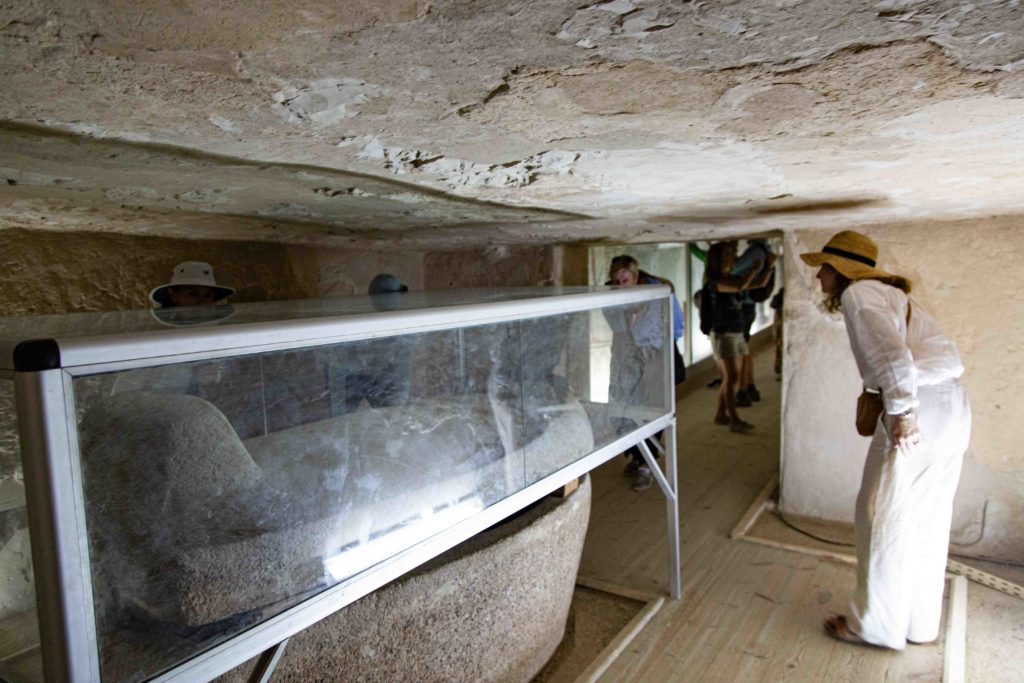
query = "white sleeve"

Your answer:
(842, 284), (918, 414)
